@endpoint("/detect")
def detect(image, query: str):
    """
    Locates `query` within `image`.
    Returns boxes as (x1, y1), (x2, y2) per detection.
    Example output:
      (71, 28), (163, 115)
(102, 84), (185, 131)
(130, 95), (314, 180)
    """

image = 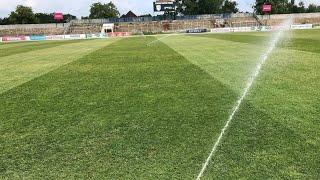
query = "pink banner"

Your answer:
(2, 36), (28, 42)
(262, 5), (272, 13)
(107, 32), (131, 37)
(54, 12), (63, 21)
